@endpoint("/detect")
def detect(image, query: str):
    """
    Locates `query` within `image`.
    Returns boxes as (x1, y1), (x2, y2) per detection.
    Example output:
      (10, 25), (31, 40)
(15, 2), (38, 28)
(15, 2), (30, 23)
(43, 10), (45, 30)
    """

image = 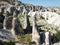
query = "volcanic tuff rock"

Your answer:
(0, 0), (60, 44)
(0, 0), (60, 34)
